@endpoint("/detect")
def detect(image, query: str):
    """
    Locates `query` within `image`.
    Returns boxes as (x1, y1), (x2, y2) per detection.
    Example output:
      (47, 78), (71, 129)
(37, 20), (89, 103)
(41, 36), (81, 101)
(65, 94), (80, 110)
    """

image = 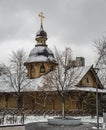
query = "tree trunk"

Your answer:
(5, 95), (8, 109)
(62, 95), (65, 118)
(17, 95), (23, 111)
(32, 98), (35, 111)
(17, 95), (24, 124)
